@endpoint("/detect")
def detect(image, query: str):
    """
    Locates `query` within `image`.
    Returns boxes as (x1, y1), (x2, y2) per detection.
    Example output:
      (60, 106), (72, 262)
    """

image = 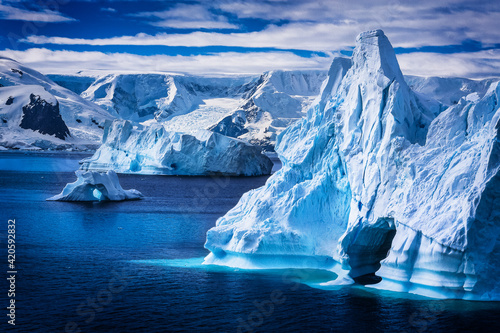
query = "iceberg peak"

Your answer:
(204, 30), (500, 300)
(355, 29), (385, 41)
(351, 29), (405, 87)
